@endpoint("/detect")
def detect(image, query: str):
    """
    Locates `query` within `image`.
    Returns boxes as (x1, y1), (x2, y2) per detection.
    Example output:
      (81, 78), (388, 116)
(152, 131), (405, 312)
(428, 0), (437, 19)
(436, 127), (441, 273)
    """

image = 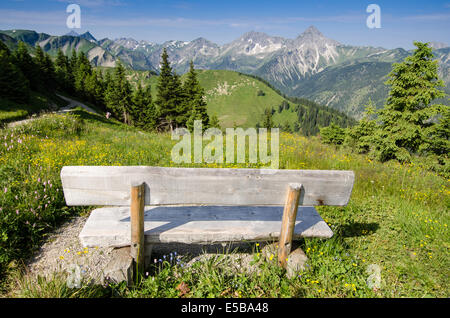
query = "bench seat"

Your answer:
(79, 205), (333, 247)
